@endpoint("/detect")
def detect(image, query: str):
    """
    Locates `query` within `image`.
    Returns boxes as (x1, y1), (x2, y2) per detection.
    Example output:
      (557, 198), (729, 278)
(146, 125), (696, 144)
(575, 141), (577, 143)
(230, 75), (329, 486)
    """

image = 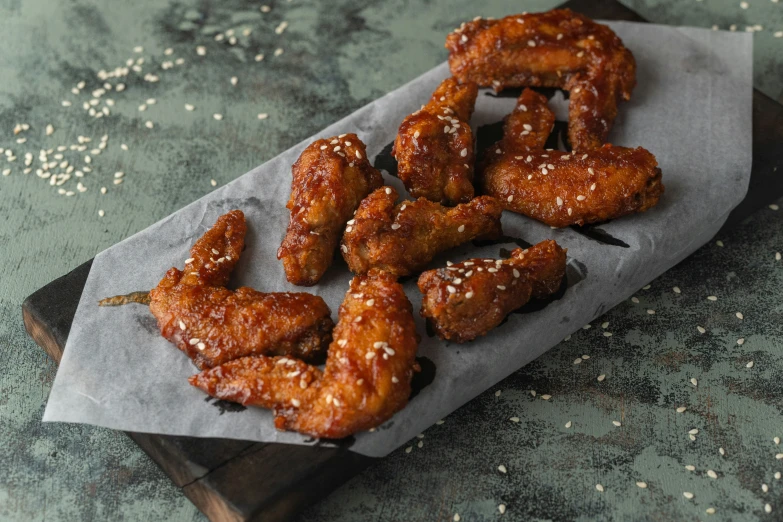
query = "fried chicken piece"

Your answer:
(340, 186), (503, 277)
(418, 240), (566, 343)
(481, 144), (663, 228)
(190, 271), (420, 439)
(446, 9), (636, 150)
(150, 210), (334, 370)
(392, 77), (478, 205)
(500, 88), (556, 152)
(278, 133), (384, 286)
